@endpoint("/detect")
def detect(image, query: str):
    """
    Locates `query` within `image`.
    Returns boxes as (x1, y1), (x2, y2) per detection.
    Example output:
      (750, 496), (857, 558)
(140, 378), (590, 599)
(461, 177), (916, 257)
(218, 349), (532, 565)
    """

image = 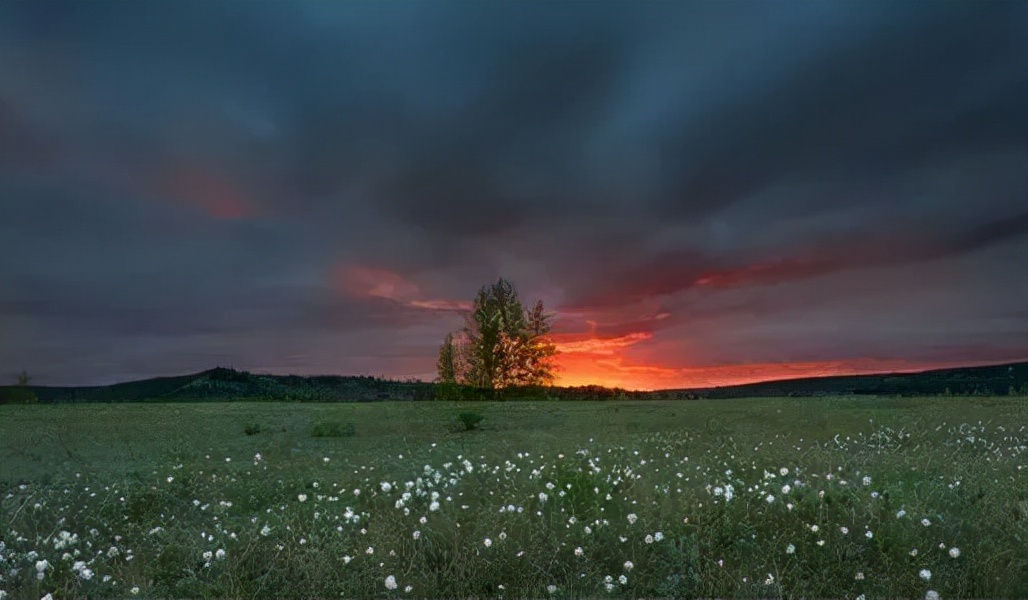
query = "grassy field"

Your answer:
(1, 396), (1026, 599)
